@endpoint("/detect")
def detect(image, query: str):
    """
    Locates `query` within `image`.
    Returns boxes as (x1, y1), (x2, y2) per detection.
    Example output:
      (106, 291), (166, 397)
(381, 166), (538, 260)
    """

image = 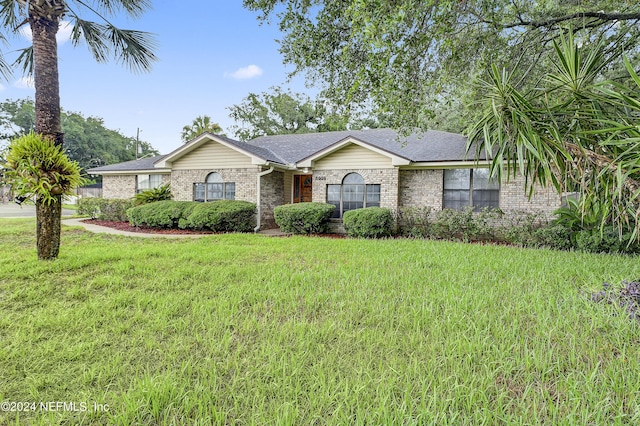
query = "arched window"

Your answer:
(327, 173), (380, 218)
(206, 172), (223, 183)
(194, 172), (235, 202)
